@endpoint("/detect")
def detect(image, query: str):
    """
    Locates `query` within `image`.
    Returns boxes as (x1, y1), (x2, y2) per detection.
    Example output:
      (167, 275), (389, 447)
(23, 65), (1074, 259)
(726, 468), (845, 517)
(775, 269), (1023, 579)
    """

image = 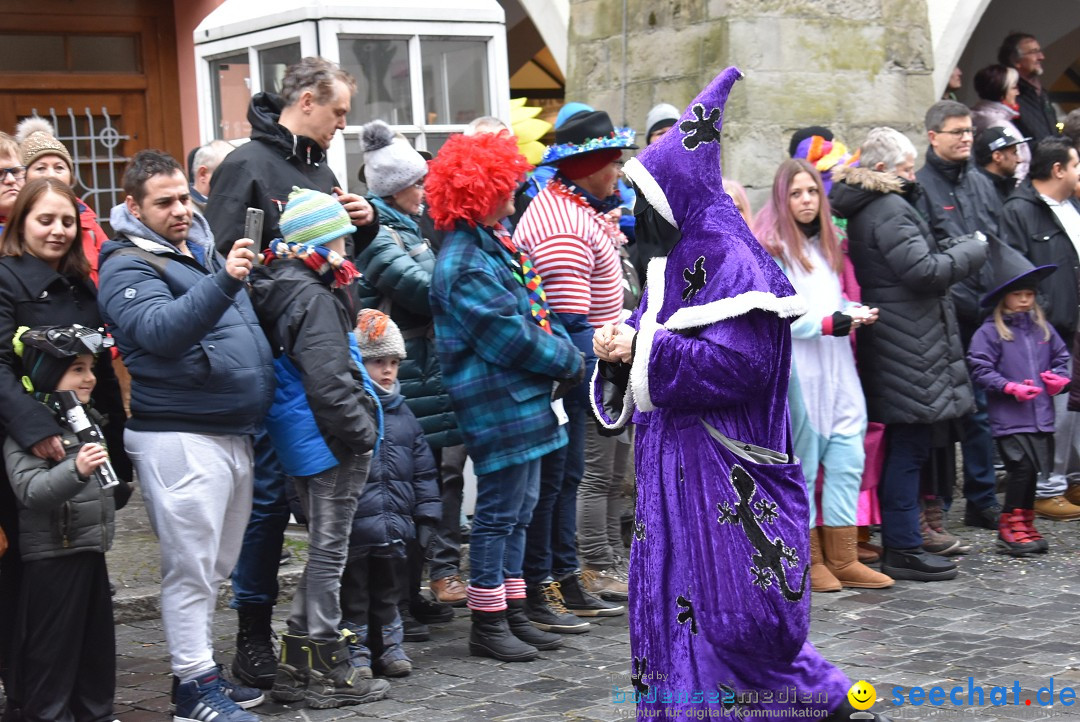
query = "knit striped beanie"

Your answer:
(279, 186), (354, 247)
